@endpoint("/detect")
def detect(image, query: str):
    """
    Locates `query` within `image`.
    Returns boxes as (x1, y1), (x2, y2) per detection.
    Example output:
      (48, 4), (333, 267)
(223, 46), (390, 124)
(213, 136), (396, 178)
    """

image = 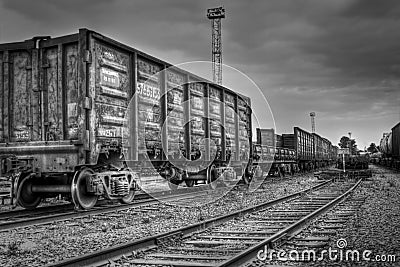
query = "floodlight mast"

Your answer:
(207, 6), (225, 85)
(310, 112), (316, 133)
